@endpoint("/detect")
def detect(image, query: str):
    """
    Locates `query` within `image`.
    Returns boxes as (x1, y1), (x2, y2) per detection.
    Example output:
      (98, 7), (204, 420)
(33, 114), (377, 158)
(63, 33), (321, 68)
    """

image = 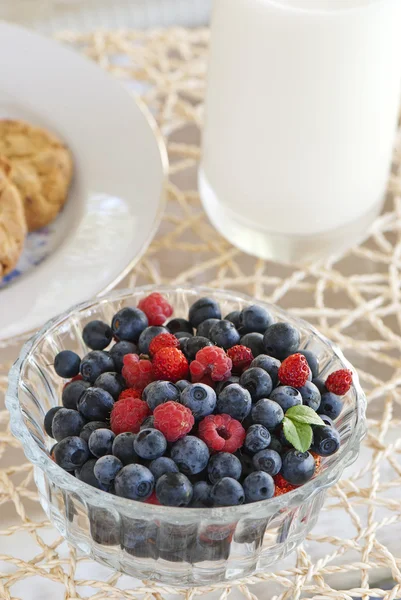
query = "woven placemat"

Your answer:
(1, 28), (401, 600)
